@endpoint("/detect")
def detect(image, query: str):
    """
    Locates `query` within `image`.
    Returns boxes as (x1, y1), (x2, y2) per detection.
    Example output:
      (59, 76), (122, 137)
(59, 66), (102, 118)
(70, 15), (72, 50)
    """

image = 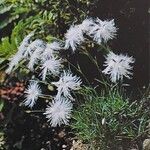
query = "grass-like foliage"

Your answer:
(72, 86), (149, 149)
